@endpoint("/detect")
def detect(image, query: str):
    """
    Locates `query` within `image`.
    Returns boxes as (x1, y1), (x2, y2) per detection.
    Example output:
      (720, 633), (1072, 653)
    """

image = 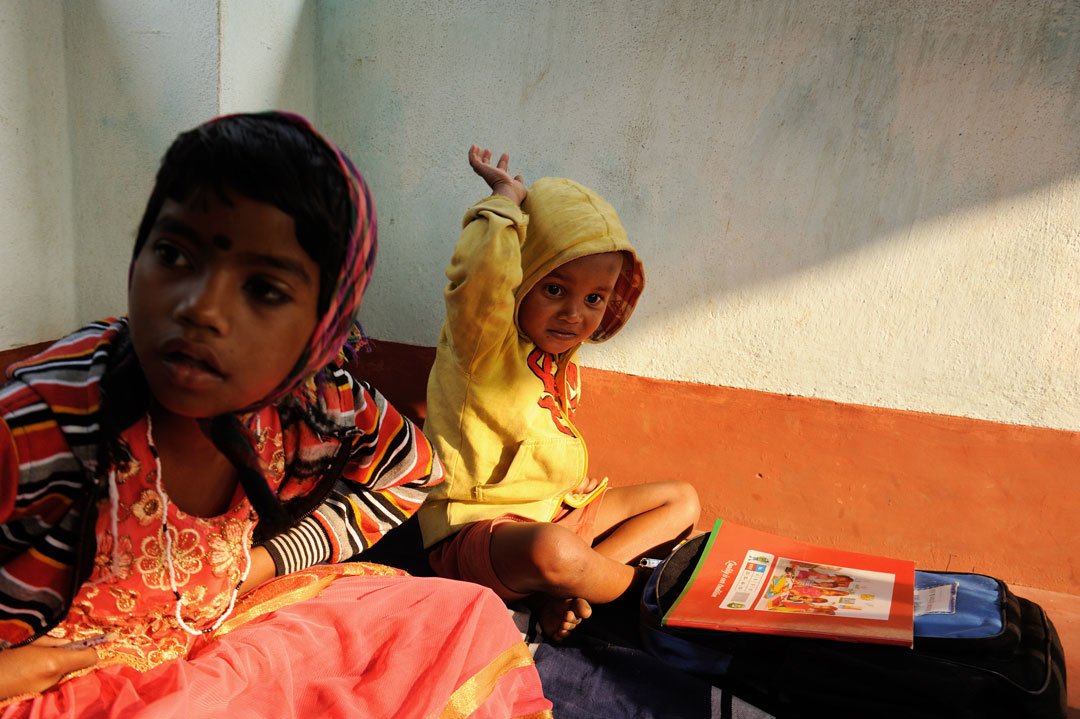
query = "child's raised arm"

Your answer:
(469, 145), (527, 206)
(437, 145), (529, 373)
